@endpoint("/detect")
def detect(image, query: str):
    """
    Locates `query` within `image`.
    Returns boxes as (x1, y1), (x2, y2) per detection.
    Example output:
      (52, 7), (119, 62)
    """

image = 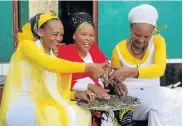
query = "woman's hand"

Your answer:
(74, 90), (95, 104)
(85, 62), (109, 78)
(103, 68), (114, 86)
(109, 67), (138, 83)
(88, 84), (110, 99)
(113, 82), (128, 97)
